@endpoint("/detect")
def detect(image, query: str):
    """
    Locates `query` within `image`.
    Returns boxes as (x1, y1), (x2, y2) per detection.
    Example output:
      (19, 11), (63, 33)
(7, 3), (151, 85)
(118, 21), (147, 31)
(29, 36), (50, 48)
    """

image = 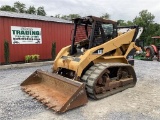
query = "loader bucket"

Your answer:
(20, 69), (88, 113)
